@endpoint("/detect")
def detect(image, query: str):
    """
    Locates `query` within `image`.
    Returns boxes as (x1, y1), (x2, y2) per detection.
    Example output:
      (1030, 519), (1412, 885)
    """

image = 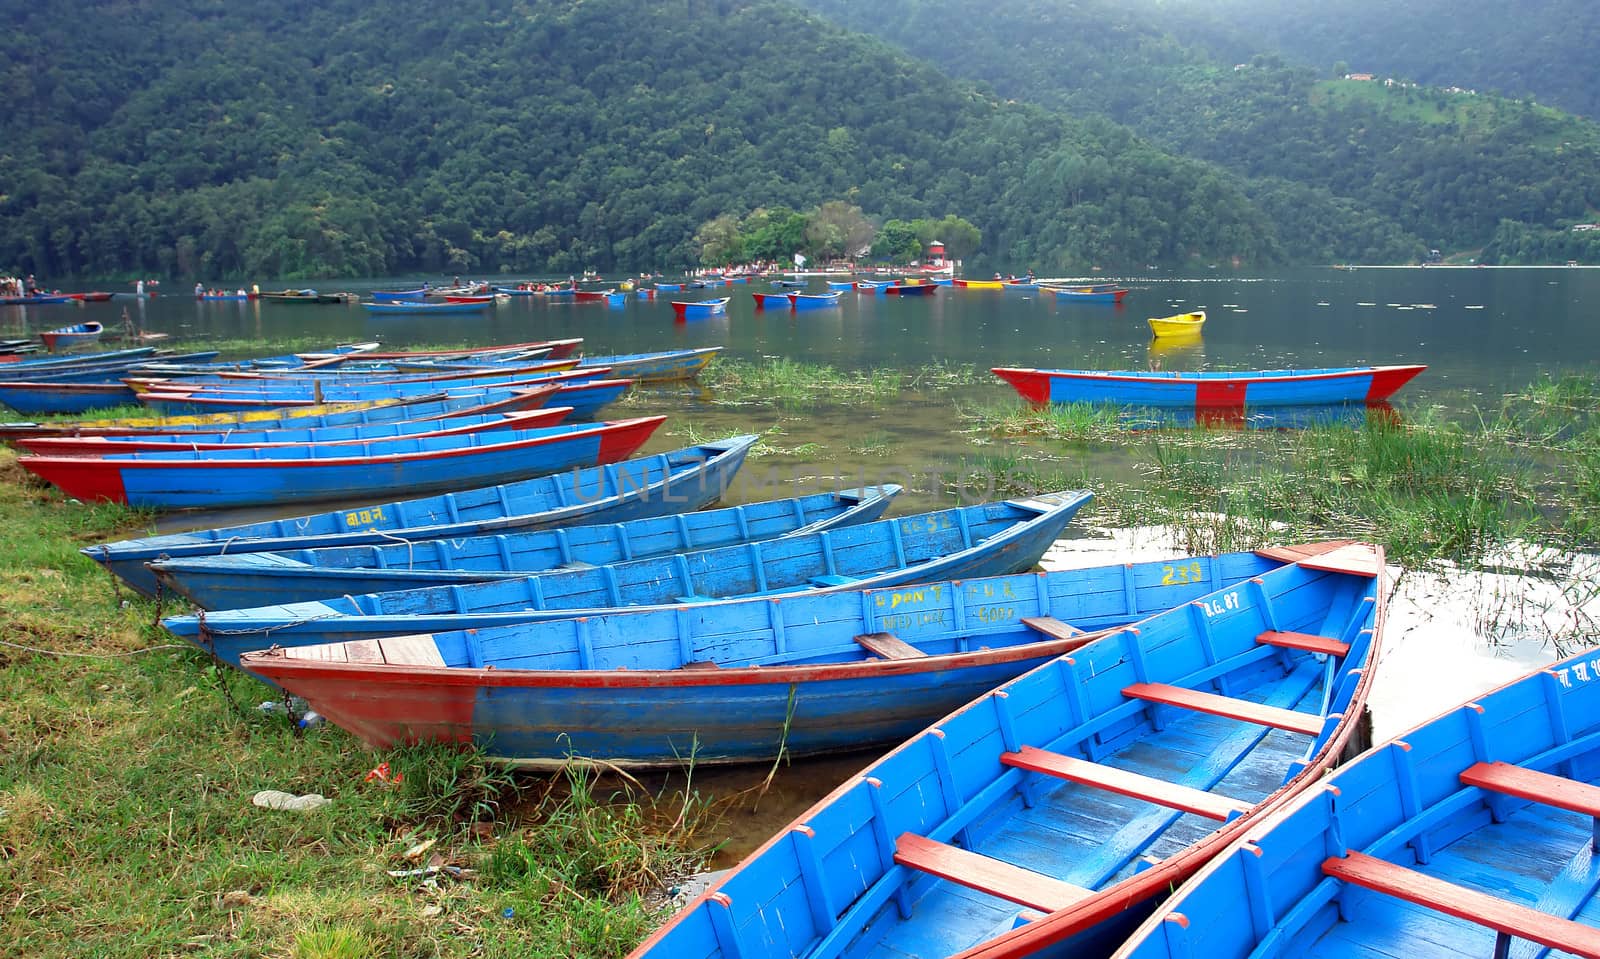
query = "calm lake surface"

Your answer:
(10, 266), (1598, 859)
